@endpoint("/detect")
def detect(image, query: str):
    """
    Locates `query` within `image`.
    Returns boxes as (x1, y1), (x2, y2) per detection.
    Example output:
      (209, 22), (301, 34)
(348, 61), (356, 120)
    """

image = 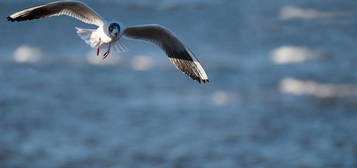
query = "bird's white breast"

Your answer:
(95, 26), (112, 43)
